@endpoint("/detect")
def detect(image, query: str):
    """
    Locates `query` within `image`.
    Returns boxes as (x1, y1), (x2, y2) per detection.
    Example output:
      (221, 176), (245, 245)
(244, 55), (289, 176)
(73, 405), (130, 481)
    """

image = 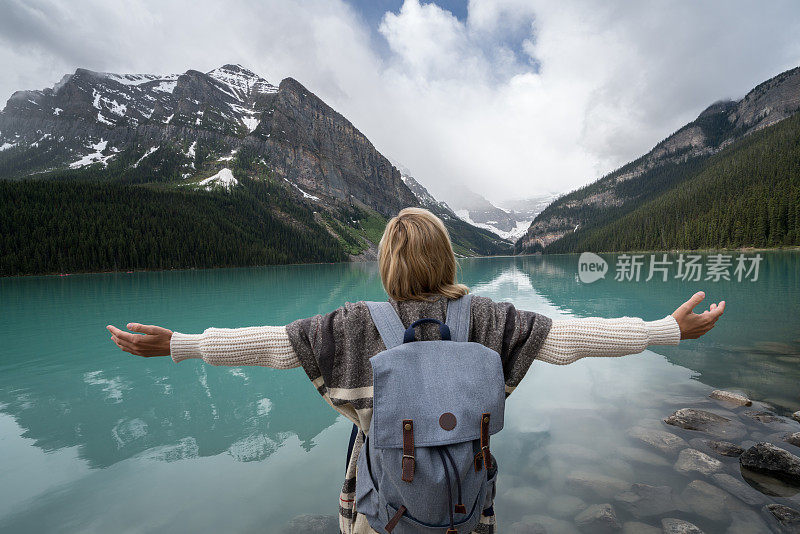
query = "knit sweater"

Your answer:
(170, 294), (680, 534)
